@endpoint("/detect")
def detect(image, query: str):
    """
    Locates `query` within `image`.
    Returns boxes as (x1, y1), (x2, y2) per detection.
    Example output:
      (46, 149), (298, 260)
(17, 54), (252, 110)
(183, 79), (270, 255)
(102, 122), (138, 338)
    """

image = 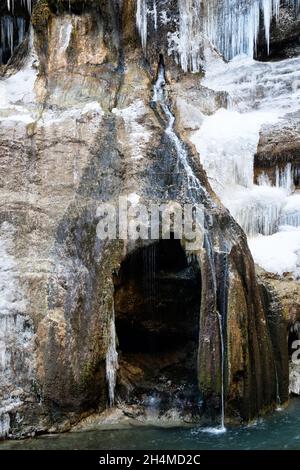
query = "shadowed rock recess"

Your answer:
(0, 0), (296, 438)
